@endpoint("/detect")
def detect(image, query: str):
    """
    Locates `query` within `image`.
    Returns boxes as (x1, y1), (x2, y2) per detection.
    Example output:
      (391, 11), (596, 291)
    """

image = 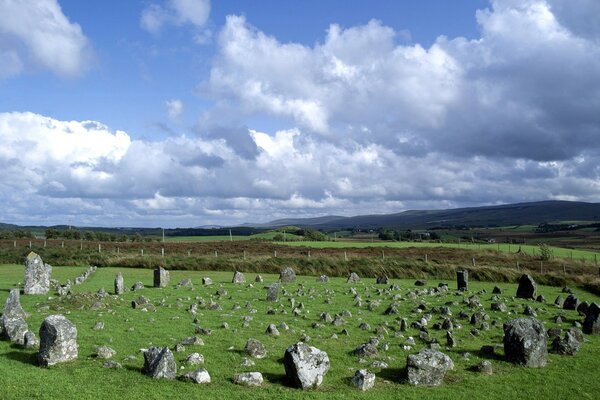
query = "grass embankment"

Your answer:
(1, 265), (599, 399)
